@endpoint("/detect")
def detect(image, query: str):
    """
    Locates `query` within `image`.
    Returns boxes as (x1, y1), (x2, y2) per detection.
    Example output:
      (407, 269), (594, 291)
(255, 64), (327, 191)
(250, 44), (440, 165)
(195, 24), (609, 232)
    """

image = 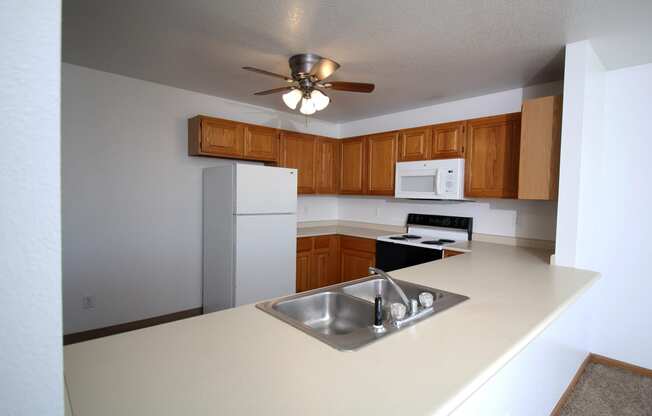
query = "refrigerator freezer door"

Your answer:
(235, 164), (297, 214)
(234, 213), (296, 306)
